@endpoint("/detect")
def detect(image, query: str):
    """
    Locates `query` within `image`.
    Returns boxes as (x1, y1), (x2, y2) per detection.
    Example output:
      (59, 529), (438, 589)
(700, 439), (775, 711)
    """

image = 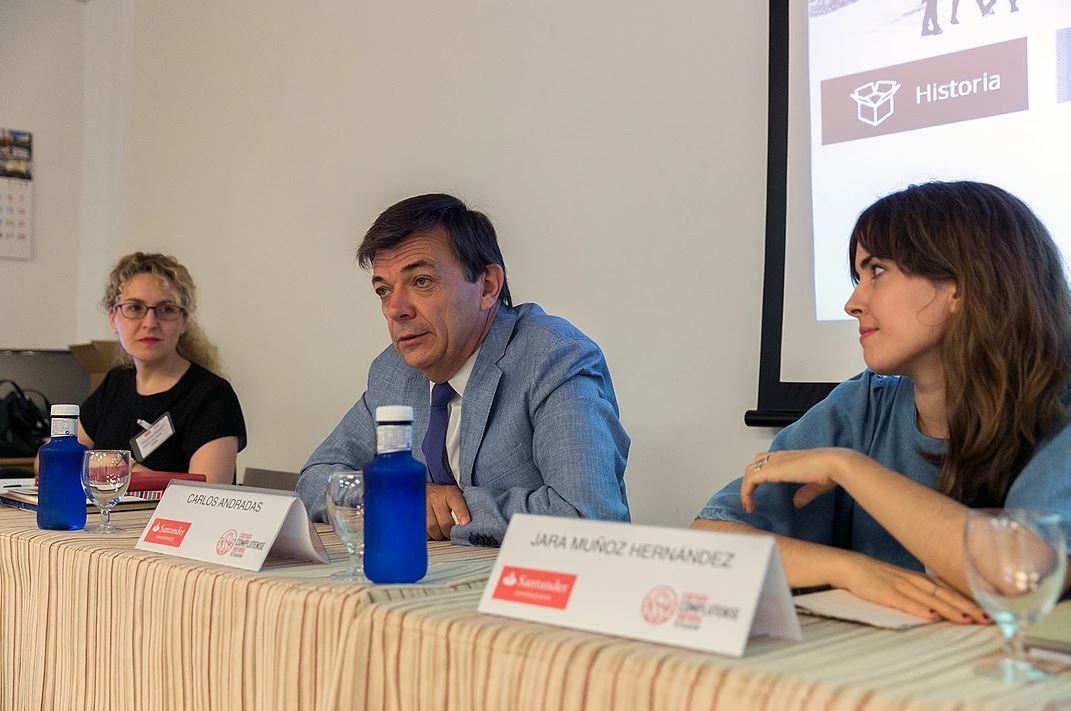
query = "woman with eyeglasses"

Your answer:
(75, 252), (246, 483)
